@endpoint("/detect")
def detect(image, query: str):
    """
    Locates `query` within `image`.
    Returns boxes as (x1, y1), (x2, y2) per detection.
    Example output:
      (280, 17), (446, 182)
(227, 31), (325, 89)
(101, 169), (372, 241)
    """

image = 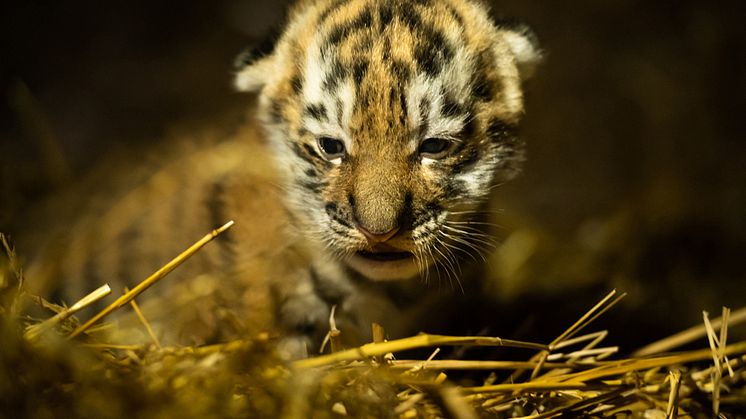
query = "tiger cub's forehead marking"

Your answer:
(298, 0), (474, 148)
